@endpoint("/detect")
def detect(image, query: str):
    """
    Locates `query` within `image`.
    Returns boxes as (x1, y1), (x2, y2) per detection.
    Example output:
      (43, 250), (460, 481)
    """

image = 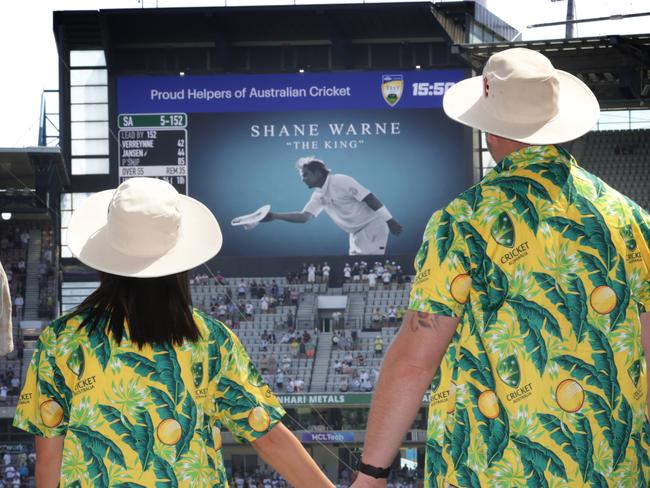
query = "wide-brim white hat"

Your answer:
(68, 177), (222, 278)
(443, 48), (600, 144)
